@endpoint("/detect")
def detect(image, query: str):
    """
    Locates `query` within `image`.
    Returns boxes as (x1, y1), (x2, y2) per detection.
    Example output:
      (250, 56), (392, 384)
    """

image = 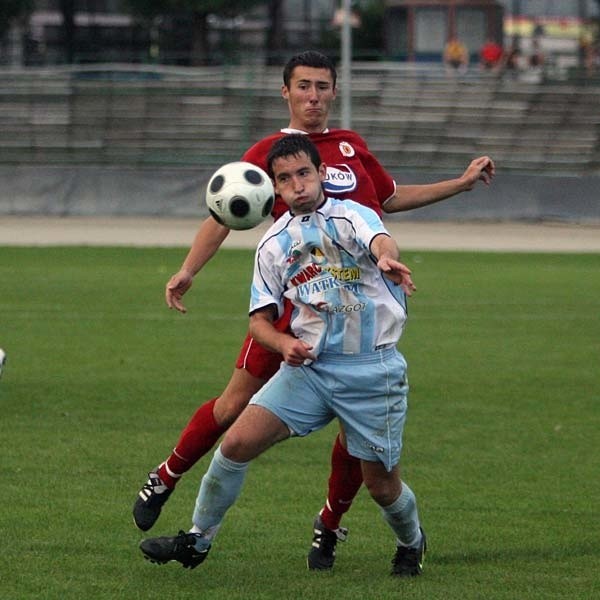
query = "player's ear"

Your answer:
(281, 84), (289, 100)
(318, 162), (327, 181)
